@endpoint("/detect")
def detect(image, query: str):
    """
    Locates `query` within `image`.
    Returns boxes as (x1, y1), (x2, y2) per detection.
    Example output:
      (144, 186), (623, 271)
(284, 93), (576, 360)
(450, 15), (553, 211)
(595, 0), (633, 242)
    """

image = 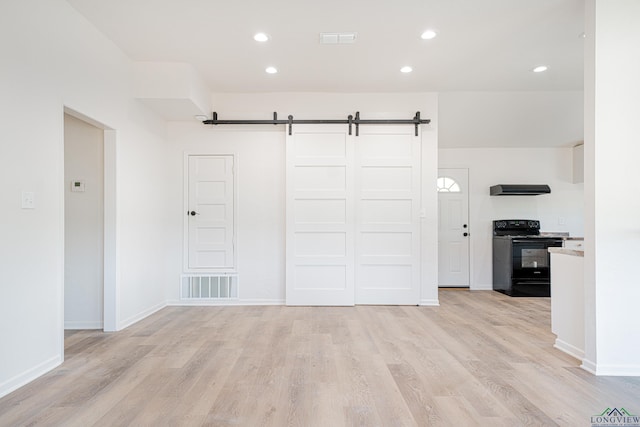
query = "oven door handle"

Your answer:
(511, 239), (561, 244)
